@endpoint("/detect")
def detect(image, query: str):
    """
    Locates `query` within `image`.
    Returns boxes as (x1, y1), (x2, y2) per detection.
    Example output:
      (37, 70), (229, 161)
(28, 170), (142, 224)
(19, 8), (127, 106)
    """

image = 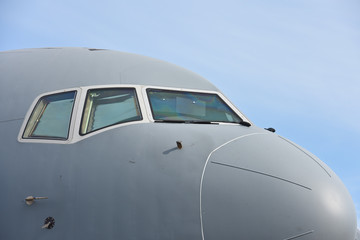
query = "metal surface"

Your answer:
(0, 48), (357, 239)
